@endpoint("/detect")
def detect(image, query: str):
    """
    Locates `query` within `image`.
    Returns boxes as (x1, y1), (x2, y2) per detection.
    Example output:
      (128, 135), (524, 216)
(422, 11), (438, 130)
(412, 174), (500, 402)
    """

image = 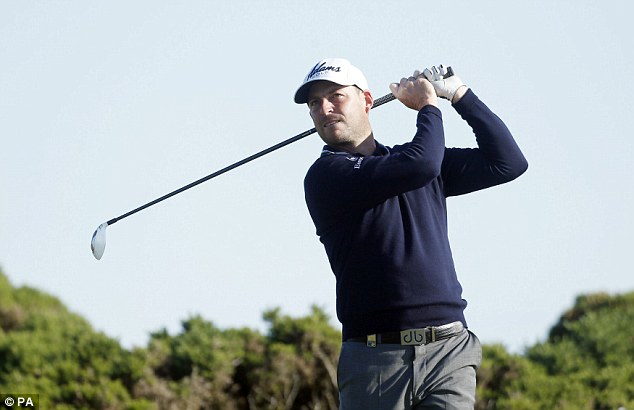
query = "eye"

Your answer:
(329, 92), (345, 102)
